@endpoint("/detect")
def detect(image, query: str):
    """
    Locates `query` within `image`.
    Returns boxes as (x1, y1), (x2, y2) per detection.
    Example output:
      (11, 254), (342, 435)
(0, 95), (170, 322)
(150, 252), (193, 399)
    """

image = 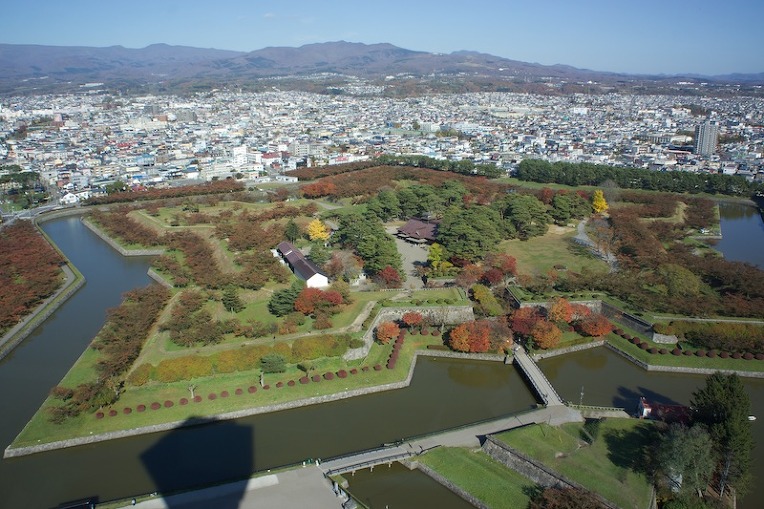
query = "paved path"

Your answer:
(575, 219), (617, 271)
(320, 405), (582, 475)
(121, 465), (342, 509)
(513, 346), (565, 406)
